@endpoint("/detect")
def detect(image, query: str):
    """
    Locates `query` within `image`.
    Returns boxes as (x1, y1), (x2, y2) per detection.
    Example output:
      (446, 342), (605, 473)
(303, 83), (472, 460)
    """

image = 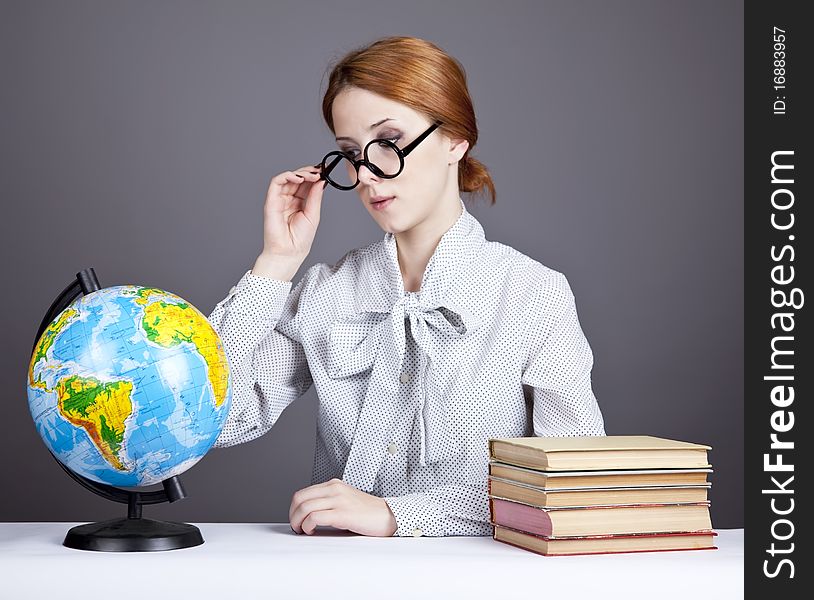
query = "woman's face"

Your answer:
(330, 86), (468, 235)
